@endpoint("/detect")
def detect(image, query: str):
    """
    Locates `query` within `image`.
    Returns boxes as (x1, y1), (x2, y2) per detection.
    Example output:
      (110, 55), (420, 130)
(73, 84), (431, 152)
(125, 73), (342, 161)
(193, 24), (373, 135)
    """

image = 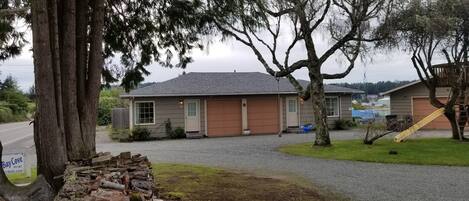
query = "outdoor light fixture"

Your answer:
(179, 99), (184, 105)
